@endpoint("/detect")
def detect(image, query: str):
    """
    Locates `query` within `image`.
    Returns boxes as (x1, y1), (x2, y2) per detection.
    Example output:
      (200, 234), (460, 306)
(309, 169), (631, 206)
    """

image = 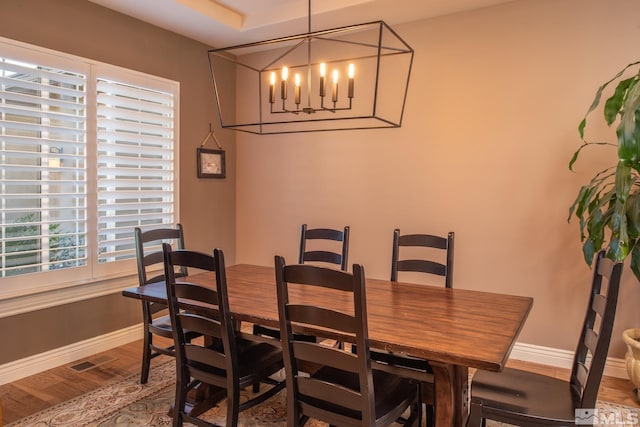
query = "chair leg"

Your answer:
(173, 374), (187, 427)
(287, 385), (301, 427)
(227, 385), (240, 427)
(411, 393), (423, 427)
(425, 403), (434, 427)
(140, 330), (152, 384)
(467, 400), (483, 427)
